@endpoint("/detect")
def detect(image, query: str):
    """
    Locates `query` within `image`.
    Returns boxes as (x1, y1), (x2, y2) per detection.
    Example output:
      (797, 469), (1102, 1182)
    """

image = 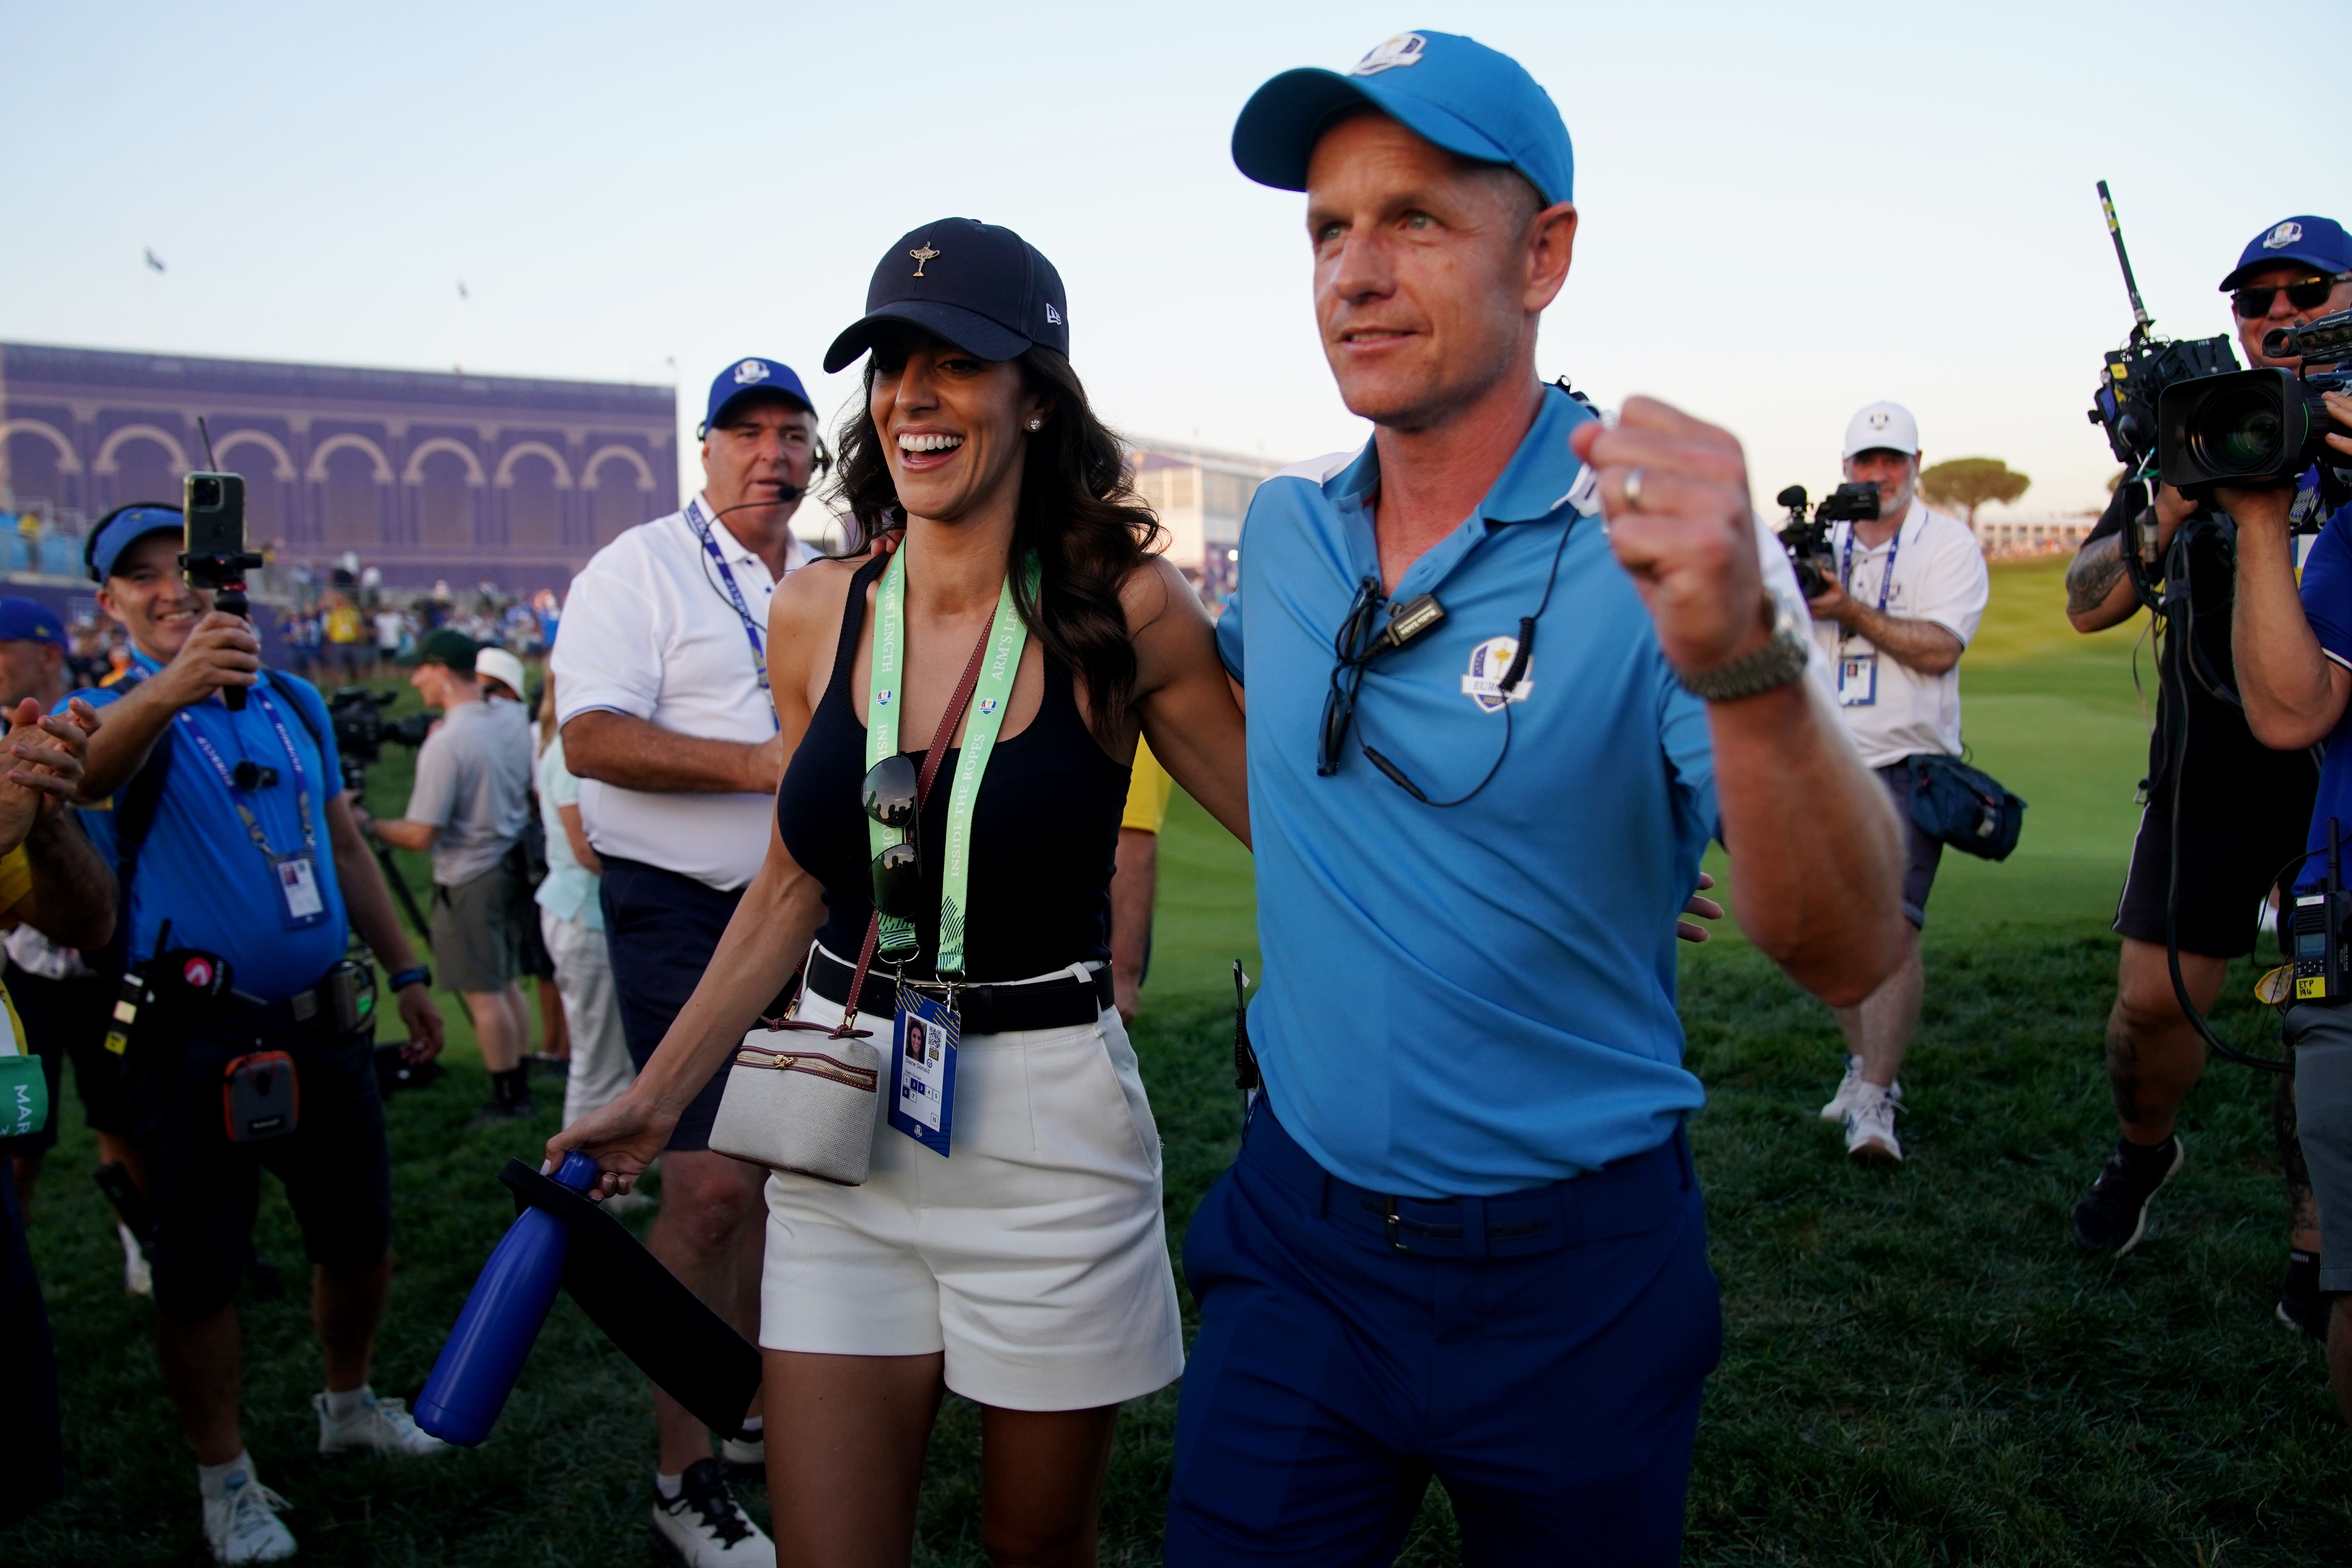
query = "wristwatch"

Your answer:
(388, 965), (432, 992)
(1675, 597), (1813, 703)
